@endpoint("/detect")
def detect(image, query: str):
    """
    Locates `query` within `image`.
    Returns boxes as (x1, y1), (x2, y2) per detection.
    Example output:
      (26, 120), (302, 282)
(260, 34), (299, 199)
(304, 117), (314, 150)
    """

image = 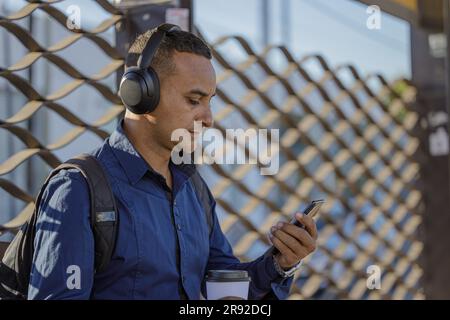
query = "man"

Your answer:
(28, 25), (318, 299)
